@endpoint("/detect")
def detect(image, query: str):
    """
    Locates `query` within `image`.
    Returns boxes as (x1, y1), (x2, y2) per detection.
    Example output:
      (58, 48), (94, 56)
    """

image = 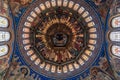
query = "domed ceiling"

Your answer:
(0, 0), (120, 80)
